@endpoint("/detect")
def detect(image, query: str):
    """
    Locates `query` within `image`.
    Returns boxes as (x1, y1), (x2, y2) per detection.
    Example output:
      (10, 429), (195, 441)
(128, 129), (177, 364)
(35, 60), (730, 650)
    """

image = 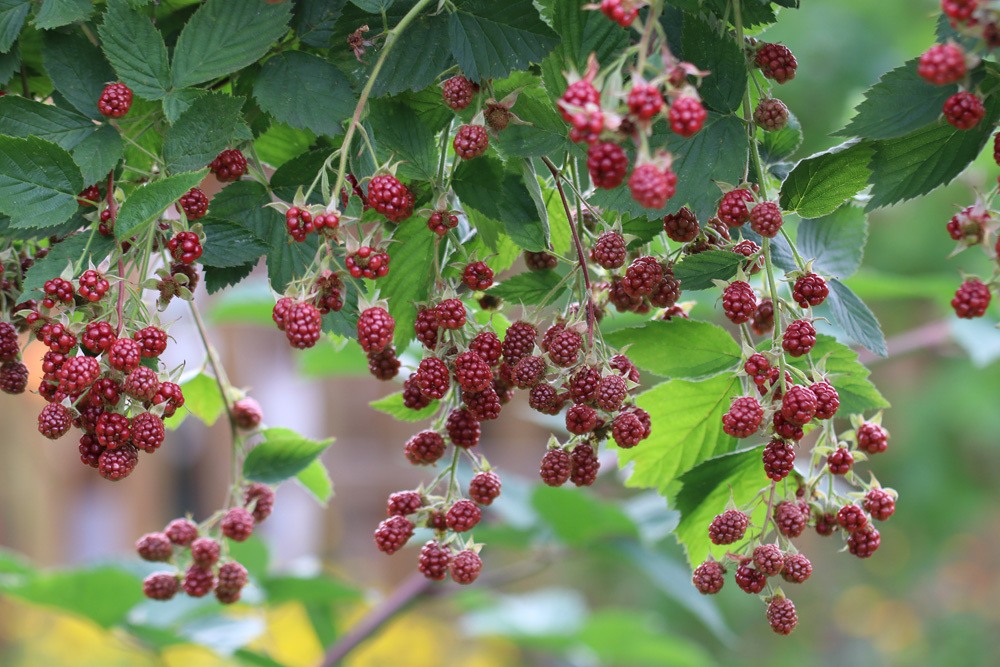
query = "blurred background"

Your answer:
(3, 0), (1000, 665)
